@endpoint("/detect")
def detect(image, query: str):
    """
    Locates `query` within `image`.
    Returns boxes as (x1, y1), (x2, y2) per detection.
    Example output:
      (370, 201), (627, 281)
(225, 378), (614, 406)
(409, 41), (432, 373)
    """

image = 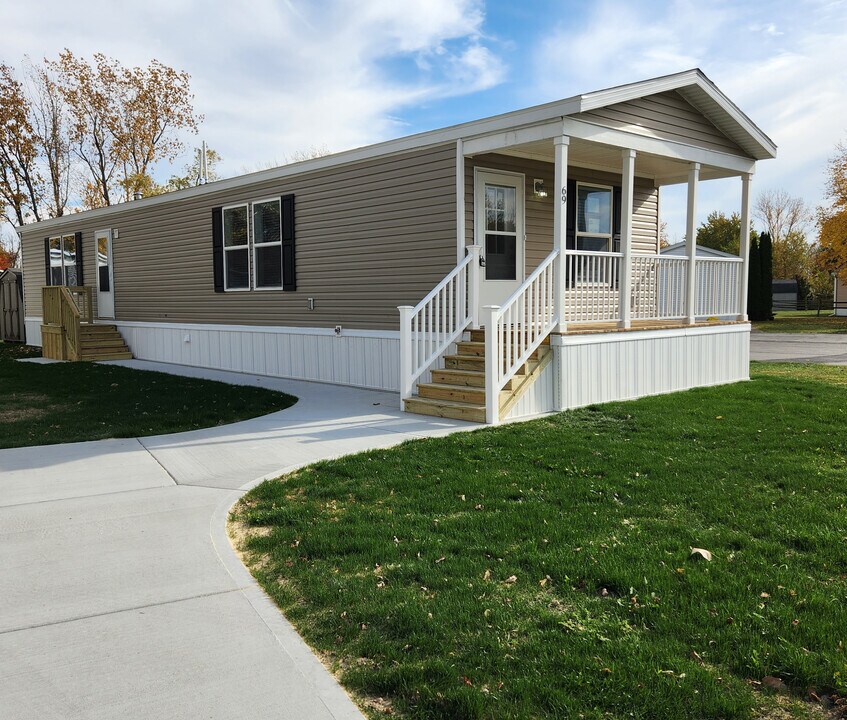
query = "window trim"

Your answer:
(251, 196), (283, 292)
(222, 202), (251, 292)
(575, 182), (614, 252)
